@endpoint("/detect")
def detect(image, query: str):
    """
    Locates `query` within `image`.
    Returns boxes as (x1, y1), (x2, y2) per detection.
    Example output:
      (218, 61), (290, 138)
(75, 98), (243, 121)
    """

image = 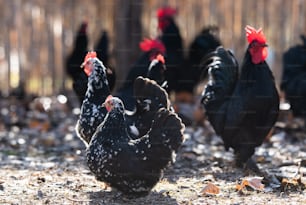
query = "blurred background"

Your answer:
(0, 0), (305, 96)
